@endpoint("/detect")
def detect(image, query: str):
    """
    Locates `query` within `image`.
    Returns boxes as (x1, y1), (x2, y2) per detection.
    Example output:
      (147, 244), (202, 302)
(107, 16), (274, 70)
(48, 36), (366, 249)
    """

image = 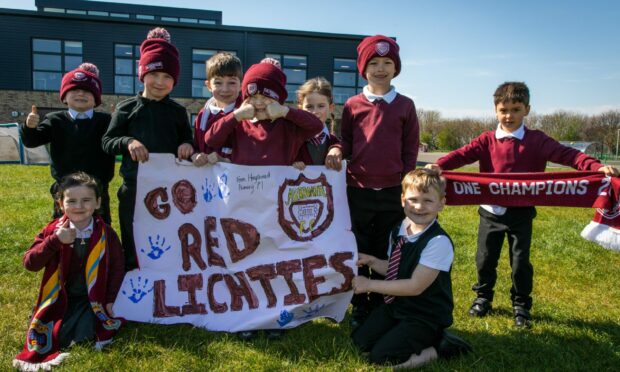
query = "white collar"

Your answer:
(363, 85), (397, 103)
(69, 218), (94, 239)
(495, 123), (525, 140)
(398, 218), (437, 242)
(68, 108), (94, 120)
(207, 99), (235, 115)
